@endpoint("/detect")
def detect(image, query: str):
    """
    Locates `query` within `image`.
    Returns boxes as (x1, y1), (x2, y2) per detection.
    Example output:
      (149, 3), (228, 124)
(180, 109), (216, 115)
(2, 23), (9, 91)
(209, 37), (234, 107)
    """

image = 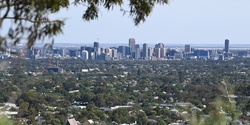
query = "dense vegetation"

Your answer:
(1, 58), (250, 124)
